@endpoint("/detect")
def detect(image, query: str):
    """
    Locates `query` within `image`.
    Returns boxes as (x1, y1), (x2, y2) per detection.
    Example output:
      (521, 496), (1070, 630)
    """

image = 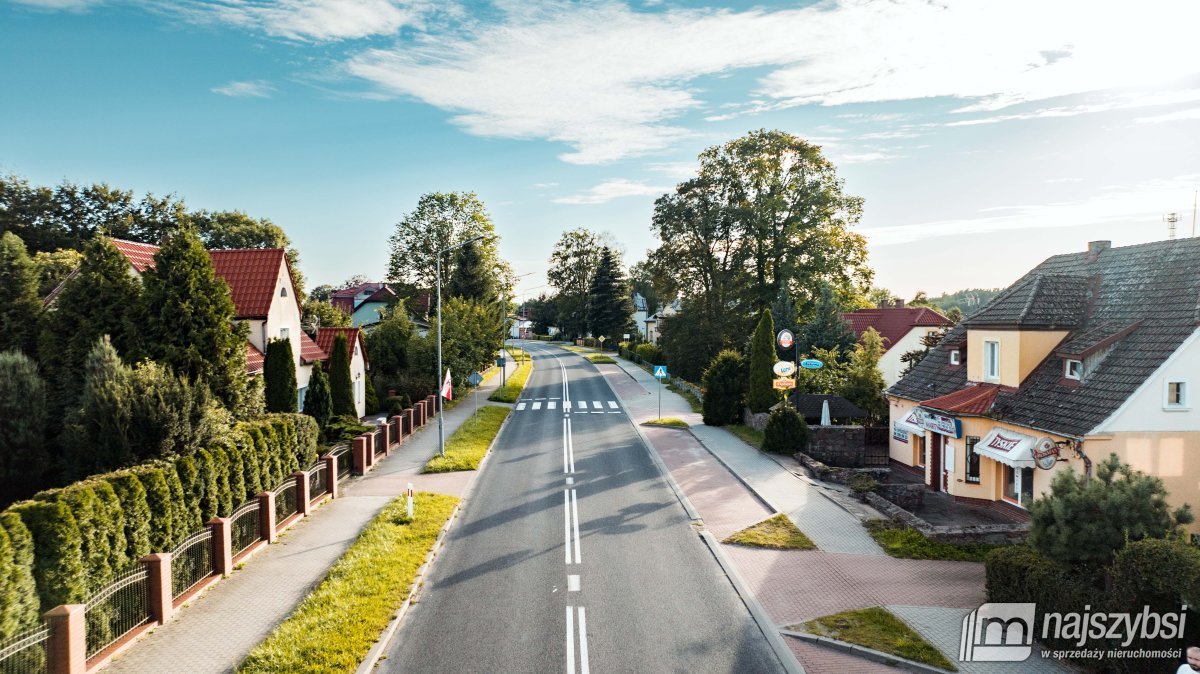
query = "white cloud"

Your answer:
(197, 0), (433, 41)
(11, 0), (101, 9)
(867, 174), (1200, 247)
(947, 89), (1200, 126)
(834, 151), (903, 165)
(1136, 107), (1200, 124)
(211, 80), (275, 98)
(533, 182), (559, 189)
(552, 179), (666, 205)
(339, 0), (1200, 165)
